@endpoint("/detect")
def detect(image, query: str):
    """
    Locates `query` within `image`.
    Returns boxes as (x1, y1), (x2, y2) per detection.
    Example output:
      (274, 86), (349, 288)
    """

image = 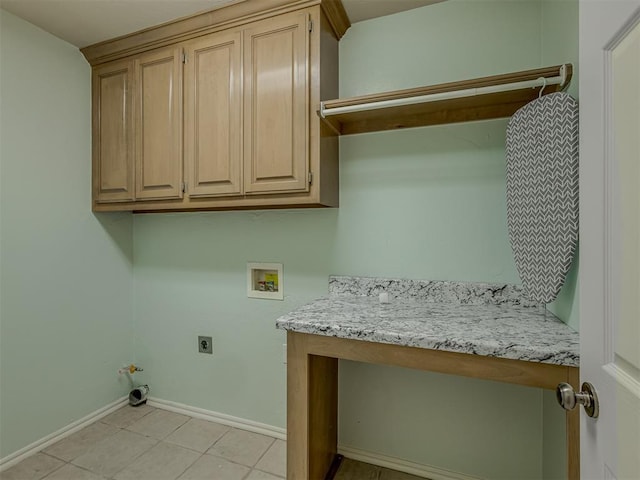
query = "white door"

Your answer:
(580, 1), (640, 478)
